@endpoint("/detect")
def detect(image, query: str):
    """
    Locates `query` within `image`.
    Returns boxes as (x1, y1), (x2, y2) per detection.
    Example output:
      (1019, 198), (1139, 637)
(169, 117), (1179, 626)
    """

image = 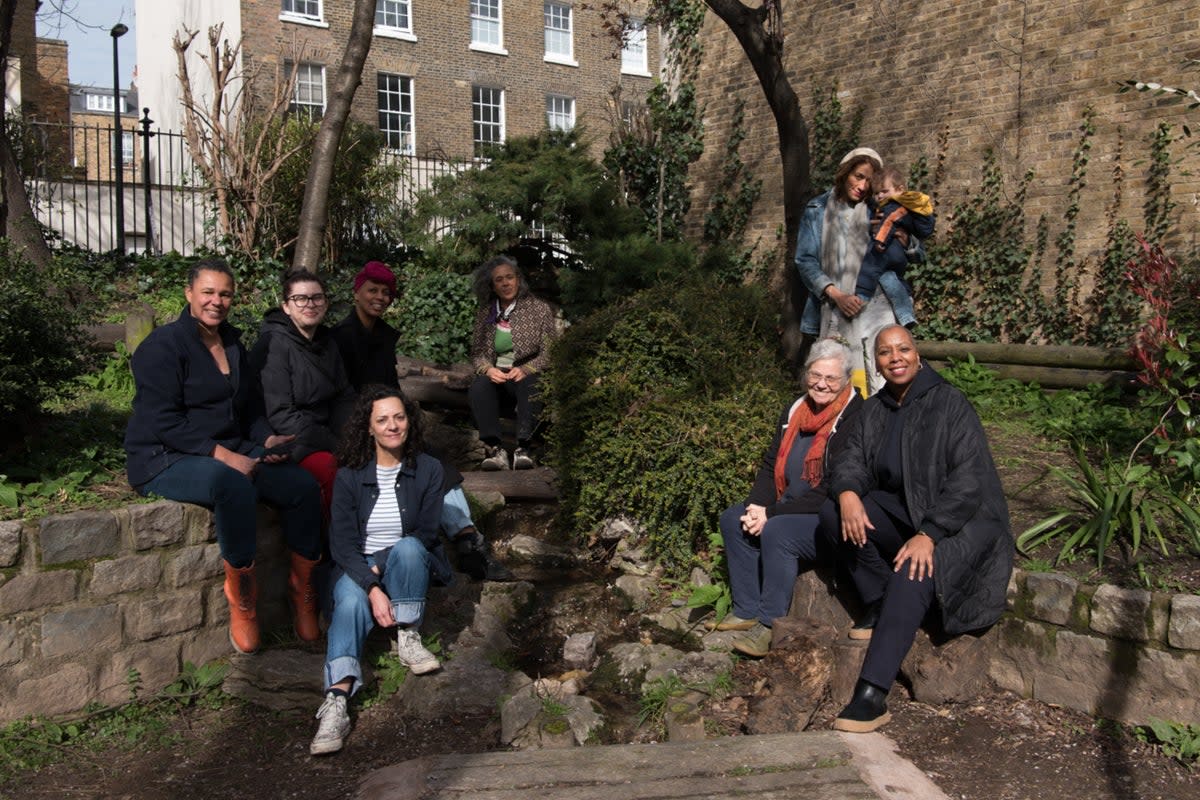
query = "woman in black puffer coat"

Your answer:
(820, 325), (1013, 733)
